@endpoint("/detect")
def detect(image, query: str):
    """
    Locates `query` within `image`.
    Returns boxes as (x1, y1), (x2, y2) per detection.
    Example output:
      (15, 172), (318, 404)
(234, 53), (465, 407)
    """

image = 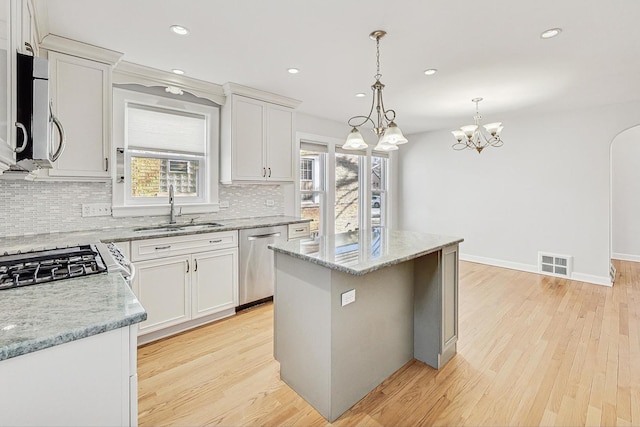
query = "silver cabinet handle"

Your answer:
(49, 101), (66, 162)
(14, 122), (28, 153)
(194, 259), (198, 272)
(186, 259), (190, 273)
(262, 167), (266, 177)
(295, 228), (305, 232)
(209, 239), (223, 244)
(154, 245), (171, 250)
(247, 232), (281, 240)
(268, 167), (271, 178)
